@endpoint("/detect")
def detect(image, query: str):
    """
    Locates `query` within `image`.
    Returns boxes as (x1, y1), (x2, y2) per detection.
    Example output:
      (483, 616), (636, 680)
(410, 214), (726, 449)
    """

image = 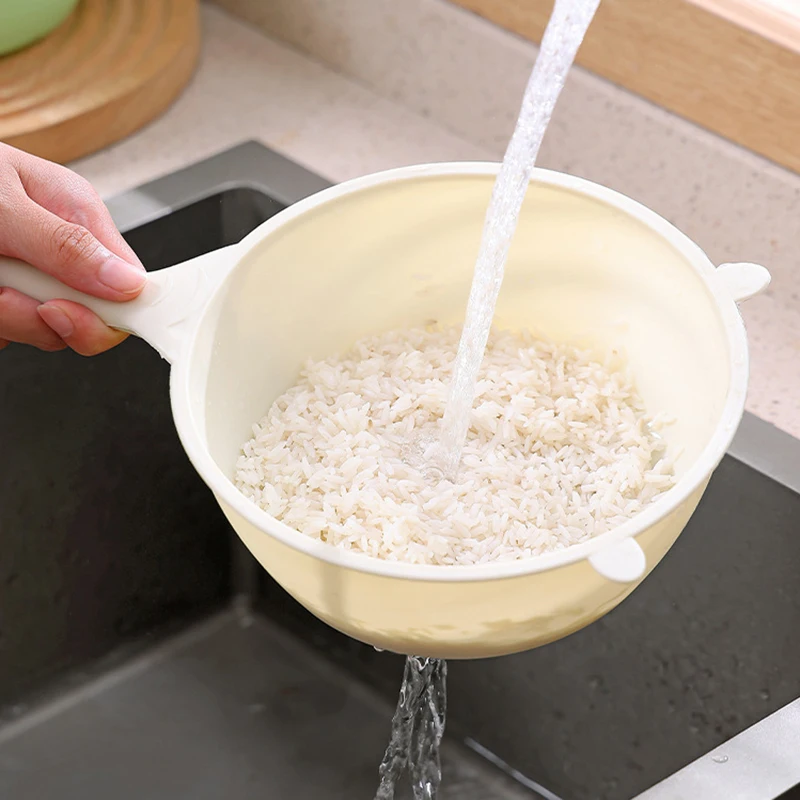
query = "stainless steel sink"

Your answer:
(1, 142), (798, 800)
